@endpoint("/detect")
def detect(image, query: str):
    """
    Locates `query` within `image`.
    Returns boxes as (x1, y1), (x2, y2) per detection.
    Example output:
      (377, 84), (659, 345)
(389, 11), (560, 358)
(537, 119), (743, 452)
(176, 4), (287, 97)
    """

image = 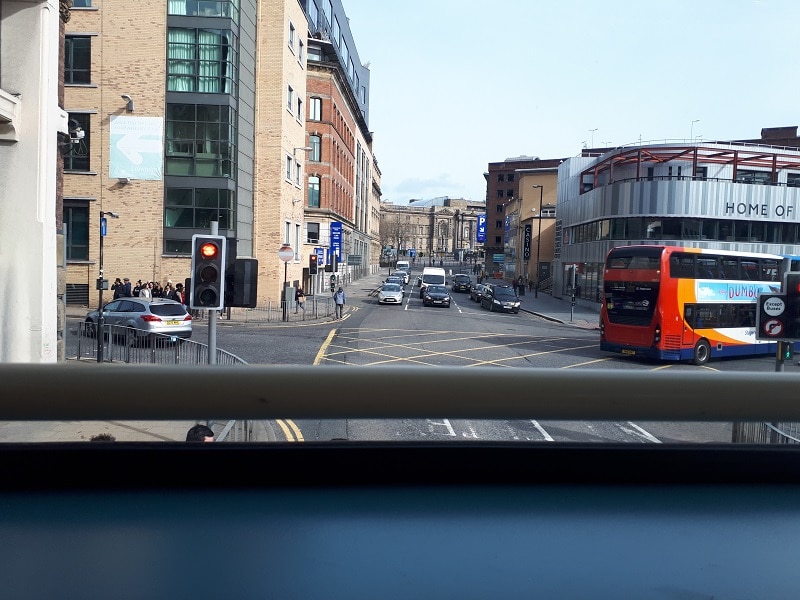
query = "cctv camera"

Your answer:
(121, 94), (131, 101)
